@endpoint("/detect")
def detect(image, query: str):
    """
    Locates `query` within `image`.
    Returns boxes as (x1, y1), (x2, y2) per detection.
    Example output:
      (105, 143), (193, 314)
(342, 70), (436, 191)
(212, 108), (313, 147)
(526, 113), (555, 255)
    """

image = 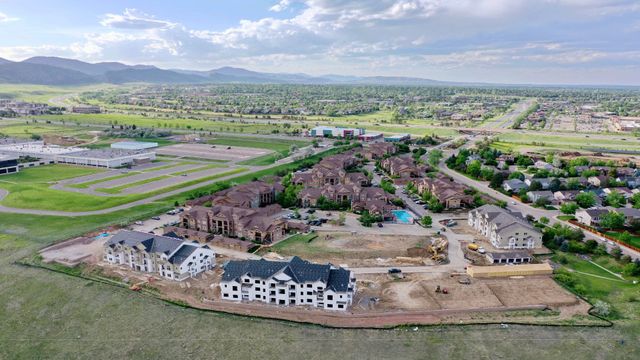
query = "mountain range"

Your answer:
(0, 56), (451, 86)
